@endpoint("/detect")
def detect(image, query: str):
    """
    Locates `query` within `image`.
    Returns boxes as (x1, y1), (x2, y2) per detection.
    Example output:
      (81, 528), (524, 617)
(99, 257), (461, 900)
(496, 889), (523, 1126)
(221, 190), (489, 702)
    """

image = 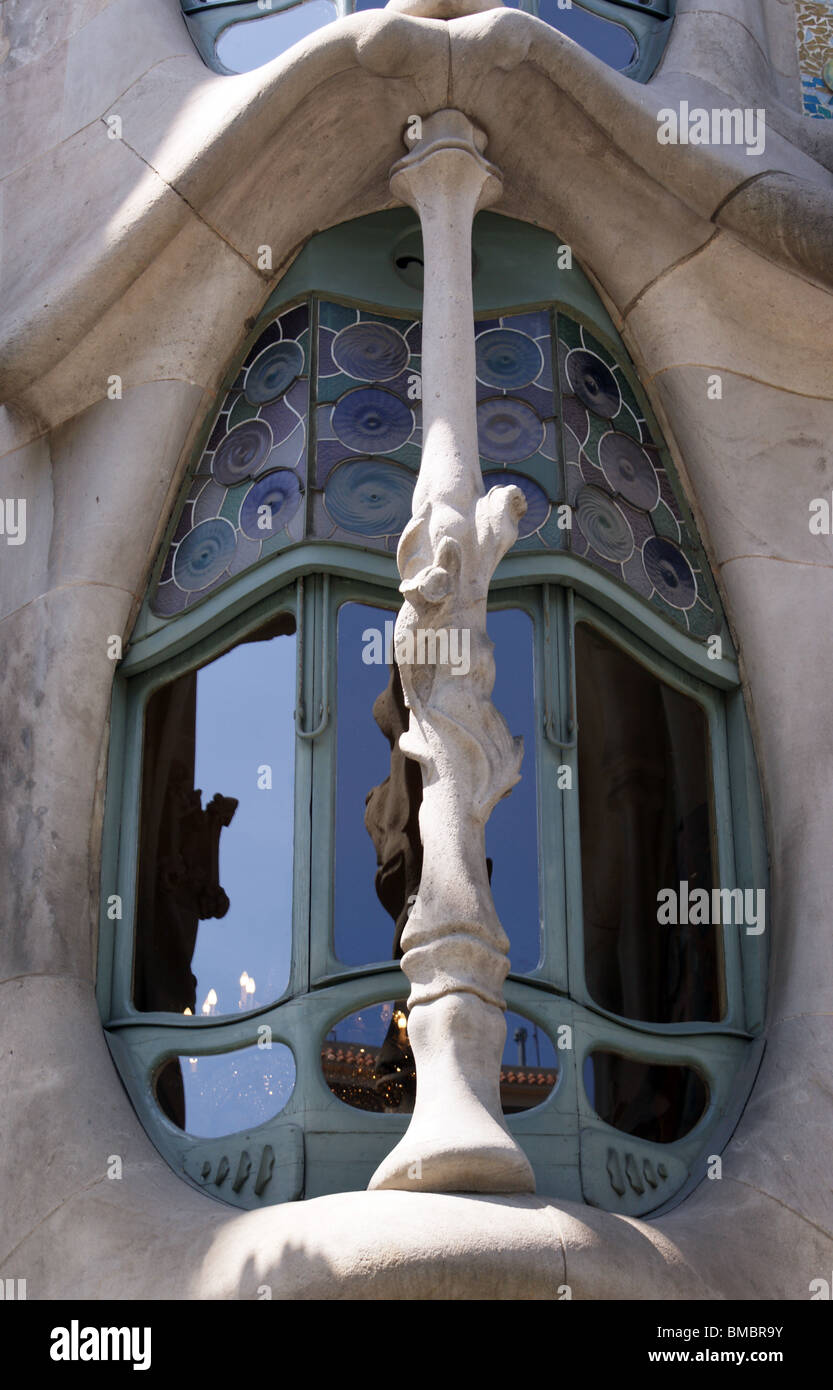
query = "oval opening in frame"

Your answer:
(584, 1050), (708, 1144)
(322, 1003), (560, 1115)
(154, 1042), (296, 1138)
